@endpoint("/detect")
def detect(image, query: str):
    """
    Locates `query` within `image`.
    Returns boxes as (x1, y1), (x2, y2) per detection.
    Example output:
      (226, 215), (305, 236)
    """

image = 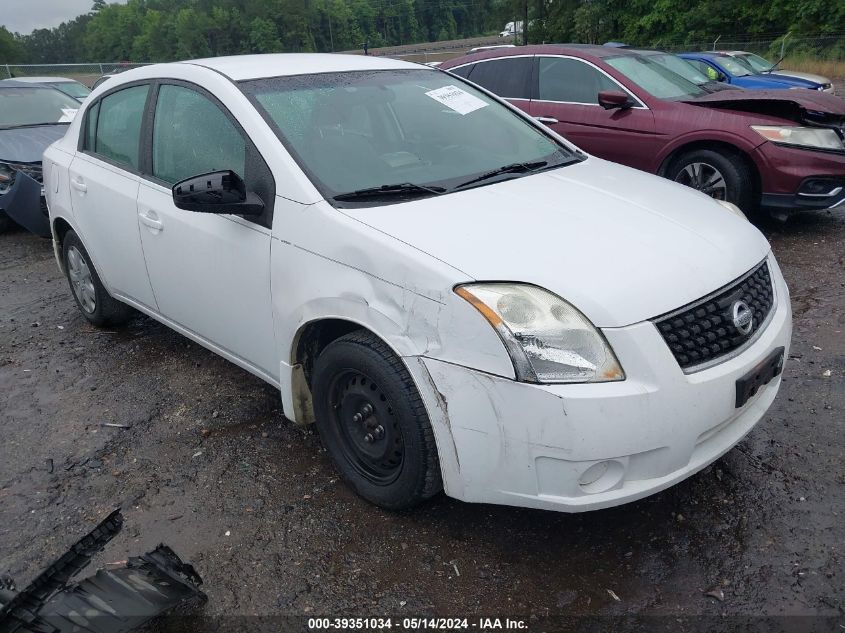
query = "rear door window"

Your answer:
(448, 64), (475, 79)
(92, 84), (149, 169)
(463, 57), (532, 99)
